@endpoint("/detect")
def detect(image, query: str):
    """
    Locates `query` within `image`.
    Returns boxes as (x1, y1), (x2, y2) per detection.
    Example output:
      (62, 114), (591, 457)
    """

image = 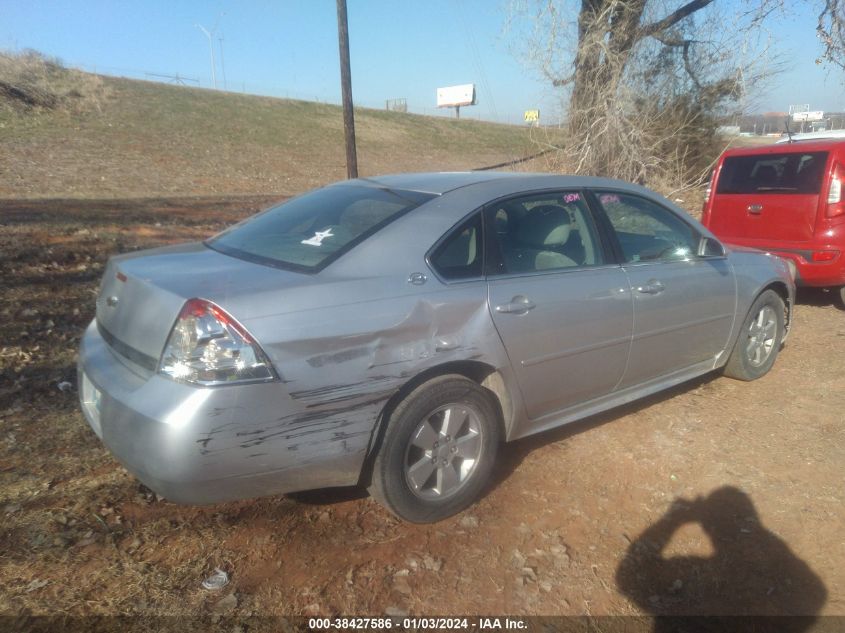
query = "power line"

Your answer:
(144, 72), (199, 86)
(455, 0), (499, 121)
